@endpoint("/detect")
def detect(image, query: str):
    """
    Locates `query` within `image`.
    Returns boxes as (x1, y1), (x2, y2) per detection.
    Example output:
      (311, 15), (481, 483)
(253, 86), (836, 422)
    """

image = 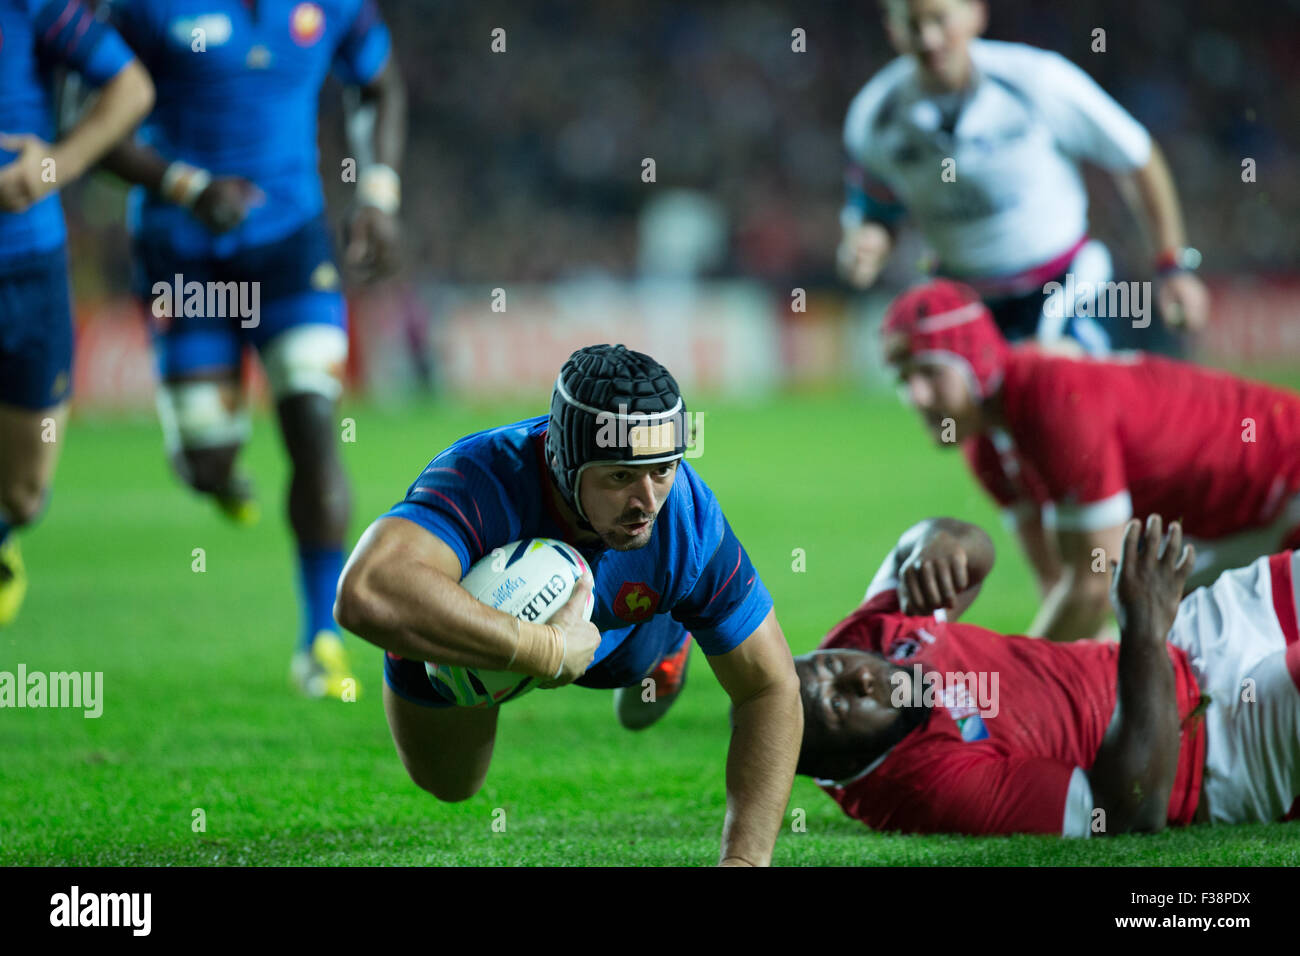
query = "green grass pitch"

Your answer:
(3, 387), (1298, 865)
